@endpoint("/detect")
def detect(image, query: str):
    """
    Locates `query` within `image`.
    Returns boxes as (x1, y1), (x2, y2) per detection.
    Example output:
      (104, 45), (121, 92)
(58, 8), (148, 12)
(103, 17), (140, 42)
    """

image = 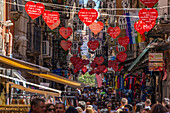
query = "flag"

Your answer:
(95, 74), (102, 88)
